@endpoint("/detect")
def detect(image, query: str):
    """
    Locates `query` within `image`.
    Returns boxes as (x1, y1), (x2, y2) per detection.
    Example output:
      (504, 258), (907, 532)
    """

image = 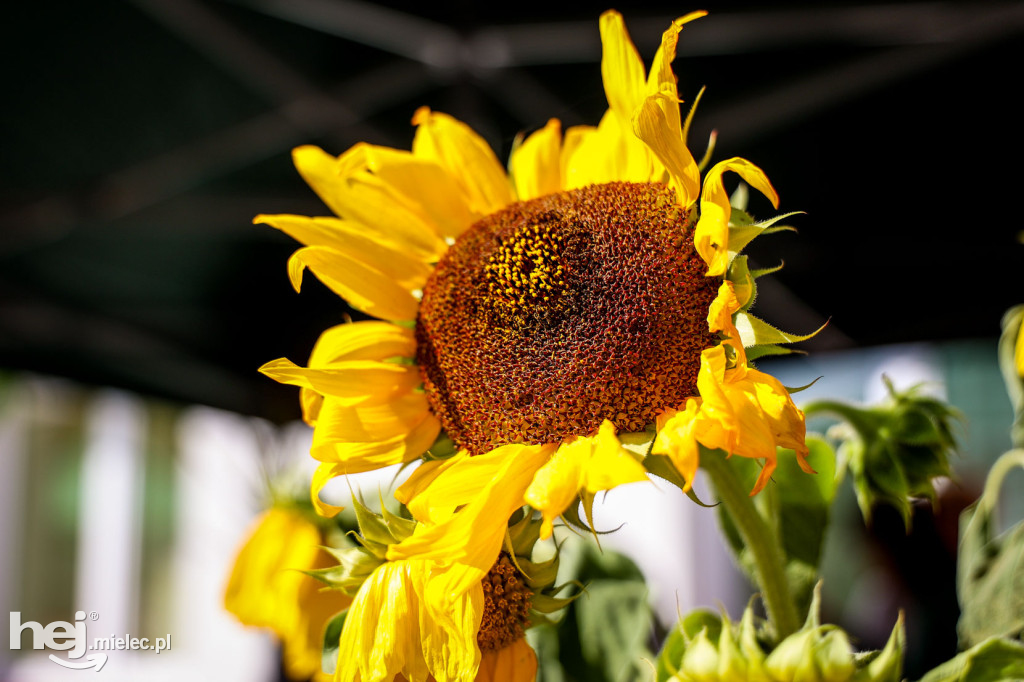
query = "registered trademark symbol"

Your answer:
(89, 612), (99, 621)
